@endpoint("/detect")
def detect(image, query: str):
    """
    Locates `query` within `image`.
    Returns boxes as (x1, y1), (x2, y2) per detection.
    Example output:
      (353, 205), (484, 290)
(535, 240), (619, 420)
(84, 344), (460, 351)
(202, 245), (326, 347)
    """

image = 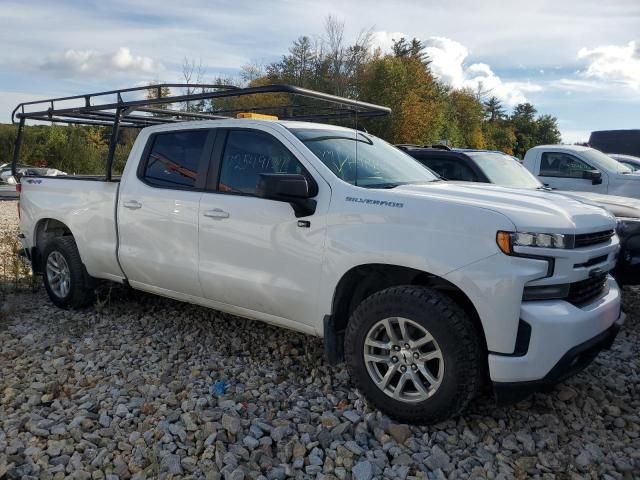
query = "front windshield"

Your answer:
(583, 148), (633, 174)
(290, 128), (438, 188)
(466, 152), (542, 189)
